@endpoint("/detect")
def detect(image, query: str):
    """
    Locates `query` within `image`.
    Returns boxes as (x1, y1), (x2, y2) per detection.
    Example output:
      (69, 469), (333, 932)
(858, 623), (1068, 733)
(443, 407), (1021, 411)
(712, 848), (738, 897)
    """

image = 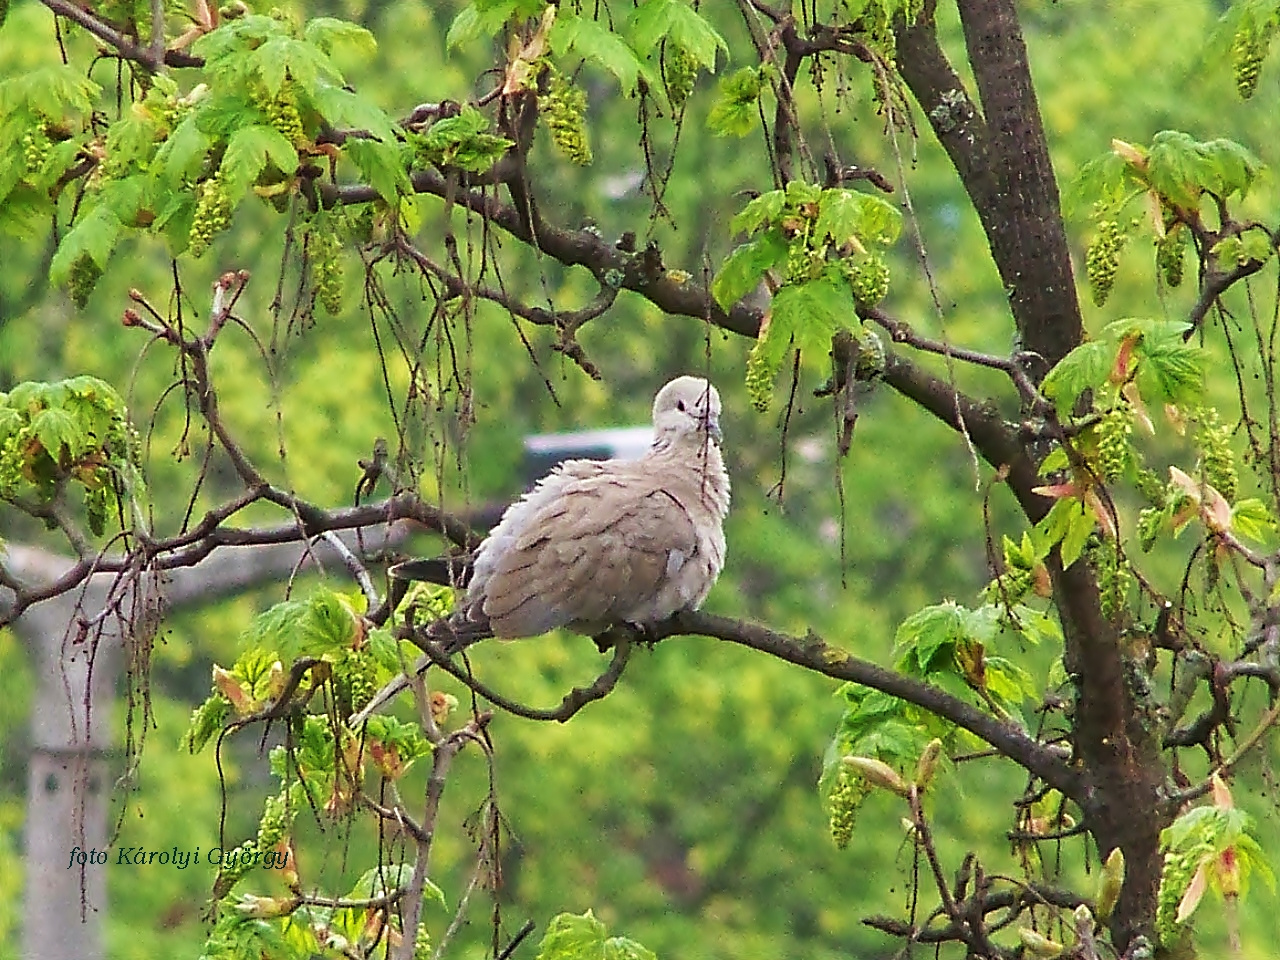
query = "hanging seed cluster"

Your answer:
(540, 69), (592, 165)
(1232, 14), (1269, 100)
(844, 254), (890, 307)
(189, 173), (232, 257)
(1086, 220), (1123, 305)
